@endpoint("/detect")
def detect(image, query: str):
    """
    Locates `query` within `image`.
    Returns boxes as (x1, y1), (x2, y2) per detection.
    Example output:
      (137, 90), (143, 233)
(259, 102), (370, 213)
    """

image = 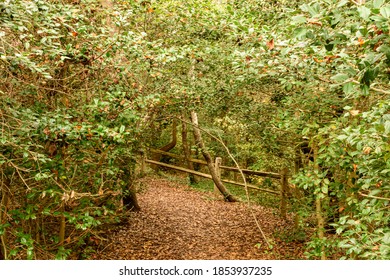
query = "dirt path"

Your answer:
(94, 177), (305, 259)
